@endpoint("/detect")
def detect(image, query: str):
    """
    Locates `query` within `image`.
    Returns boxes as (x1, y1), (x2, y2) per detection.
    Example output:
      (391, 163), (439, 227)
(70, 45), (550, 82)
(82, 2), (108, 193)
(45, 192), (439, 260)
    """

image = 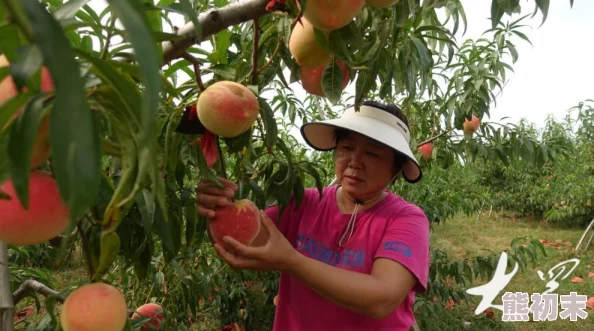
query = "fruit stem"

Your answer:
(182, 52), (207, 92)
(258, 39), (281, 74)
(250, 18), (260, 85)
(417, 129), (451, 148)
